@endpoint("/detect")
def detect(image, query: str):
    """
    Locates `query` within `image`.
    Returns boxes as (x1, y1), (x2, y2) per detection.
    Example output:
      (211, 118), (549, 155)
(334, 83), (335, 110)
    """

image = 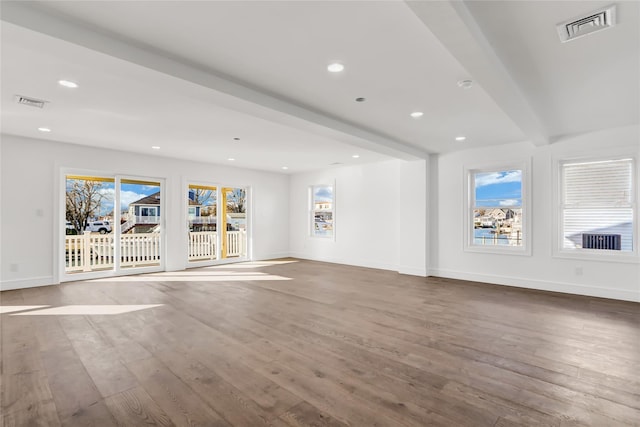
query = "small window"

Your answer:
(559, 157), (636, 257)
(310, 185), (334, 238)
(466, 163), (530, 254)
